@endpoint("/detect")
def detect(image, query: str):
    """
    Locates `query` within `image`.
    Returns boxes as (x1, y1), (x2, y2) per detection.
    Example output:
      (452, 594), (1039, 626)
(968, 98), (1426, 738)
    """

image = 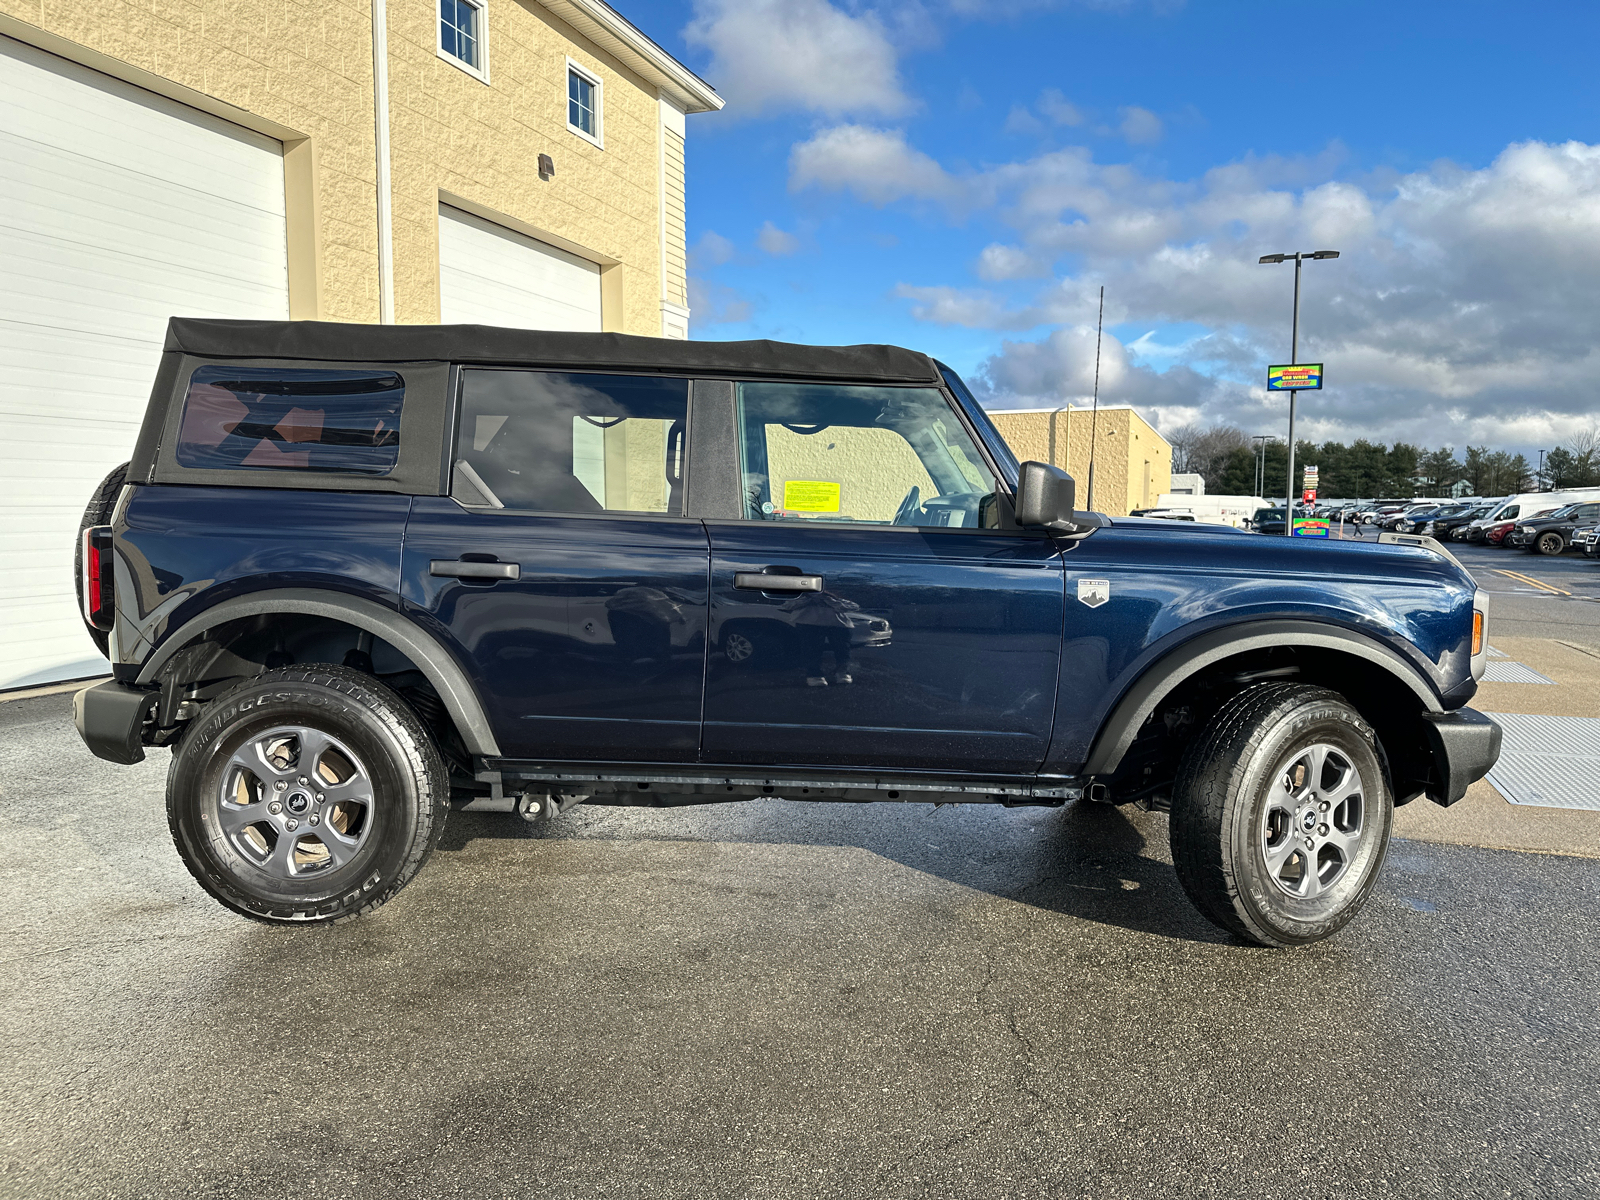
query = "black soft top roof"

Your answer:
(164, 318), (943, 385)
